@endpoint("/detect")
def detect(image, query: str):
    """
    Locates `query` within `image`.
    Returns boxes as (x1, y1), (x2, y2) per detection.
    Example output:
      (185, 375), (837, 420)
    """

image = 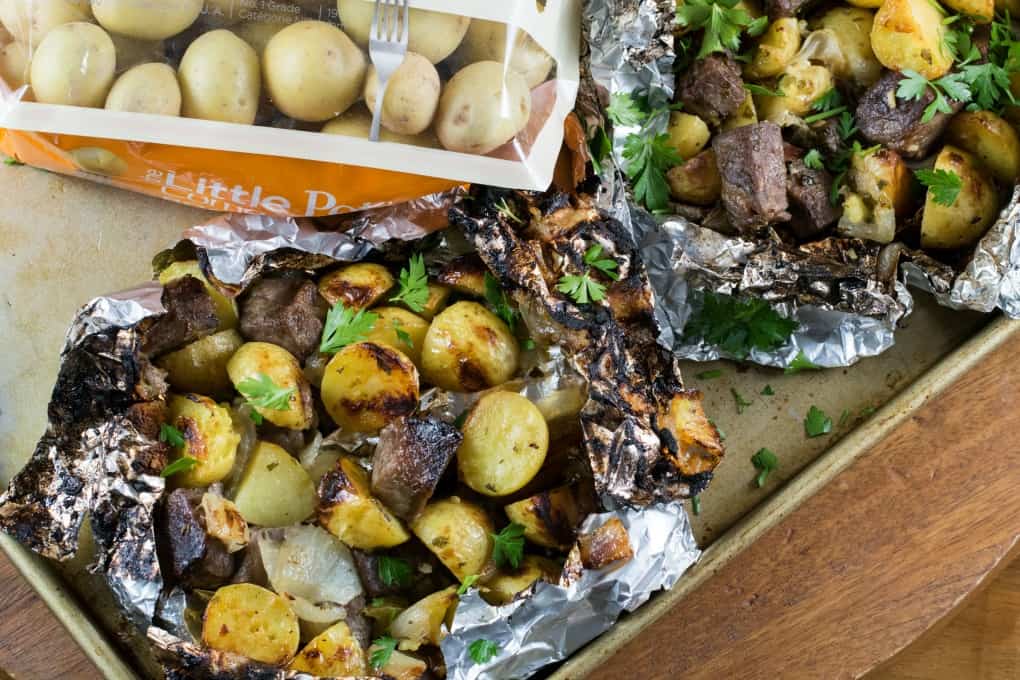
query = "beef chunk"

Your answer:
(160, 489), (234, 588)
(259, 422), (307, 456)
(786, 117), (847, 157)
(855, 71), (965, 159)
(713, 122), (791, 232)
(142, 276), (219, 356)
(765, 0), (815, 18)
(239, 275), (327, 359)
(371, 416), (461, 520)
(787, 159), (841, 239)
(677, 54), (746, 127)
